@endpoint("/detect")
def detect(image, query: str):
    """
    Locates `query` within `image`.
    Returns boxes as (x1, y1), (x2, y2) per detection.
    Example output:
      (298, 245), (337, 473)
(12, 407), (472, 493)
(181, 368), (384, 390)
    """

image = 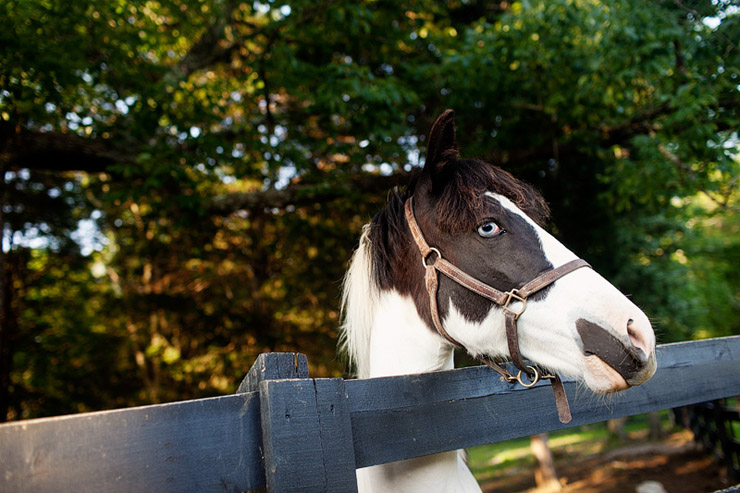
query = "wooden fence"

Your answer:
(1, 336), (739, 492)
(676, 398), (740, 481)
